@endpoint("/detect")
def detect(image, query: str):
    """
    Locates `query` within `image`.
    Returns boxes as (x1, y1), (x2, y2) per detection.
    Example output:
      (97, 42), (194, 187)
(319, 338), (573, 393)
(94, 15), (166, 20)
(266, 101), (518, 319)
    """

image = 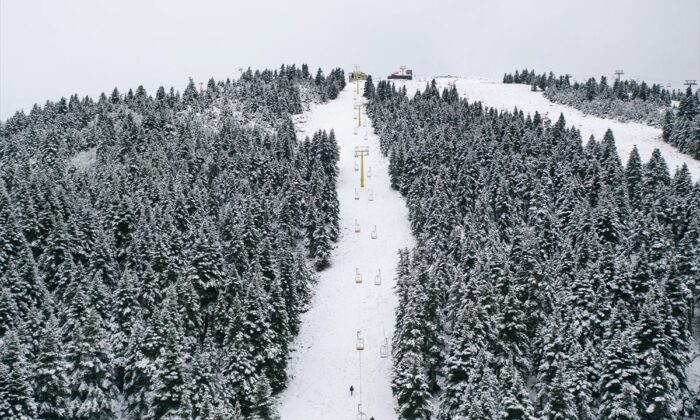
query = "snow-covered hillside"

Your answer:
(390, 76), (700, 396)
(279, 82), (413, 419)
(396, 77), (700, 182)
(278, 76), (700, 419)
